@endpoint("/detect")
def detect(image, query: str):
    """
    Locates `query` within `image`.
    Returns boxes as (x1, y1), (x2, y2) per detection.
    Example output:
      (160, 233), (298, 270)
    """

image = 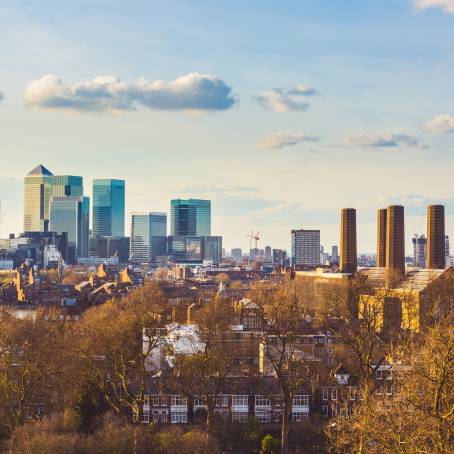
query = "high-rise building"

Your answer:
(231, 248), (243, 262)
(170, 199), (211, 236)
(92, 179), (125, 237)
(426, 205), (445, 269)
(445, 235), (450, 258)
(340, 208), (357, 274)
(49, 196), (89, 260)
(23, 164), (54, 232)
(331, 245), (339, 262)
(264, 245), (272, 263)
(291, 229), (320, 267)
(203, 236), (223, 263)
(50, 175), (83, 197)
(376, 208), (387, 267)
(386, 205), (405, 276)
(412, 234), (427, 268)
(273, 249), (287, 266)
(130, 212), (167, 263)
